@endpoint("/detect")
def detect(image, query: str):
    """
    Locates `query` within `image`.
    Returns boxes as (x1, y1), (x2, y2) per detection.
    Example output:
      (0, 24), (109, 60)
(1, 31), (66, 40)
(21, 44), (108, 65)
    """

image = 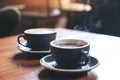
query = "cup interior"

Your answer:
(24, 28), (56, 35)
(50, 39), (89, 49)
